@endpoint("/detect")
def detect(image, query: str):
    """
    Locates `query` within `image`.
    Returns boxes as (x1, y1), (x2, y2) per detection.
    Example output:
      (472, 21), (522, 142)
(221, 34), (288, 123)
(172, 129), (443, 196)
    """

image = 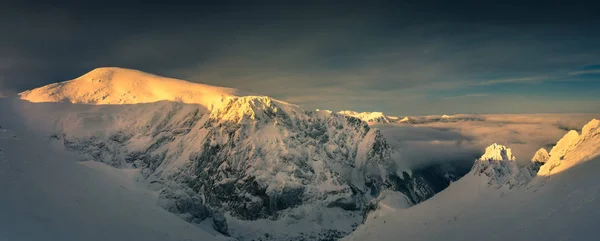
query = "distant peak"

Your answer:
(337, 110), (391, 123)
